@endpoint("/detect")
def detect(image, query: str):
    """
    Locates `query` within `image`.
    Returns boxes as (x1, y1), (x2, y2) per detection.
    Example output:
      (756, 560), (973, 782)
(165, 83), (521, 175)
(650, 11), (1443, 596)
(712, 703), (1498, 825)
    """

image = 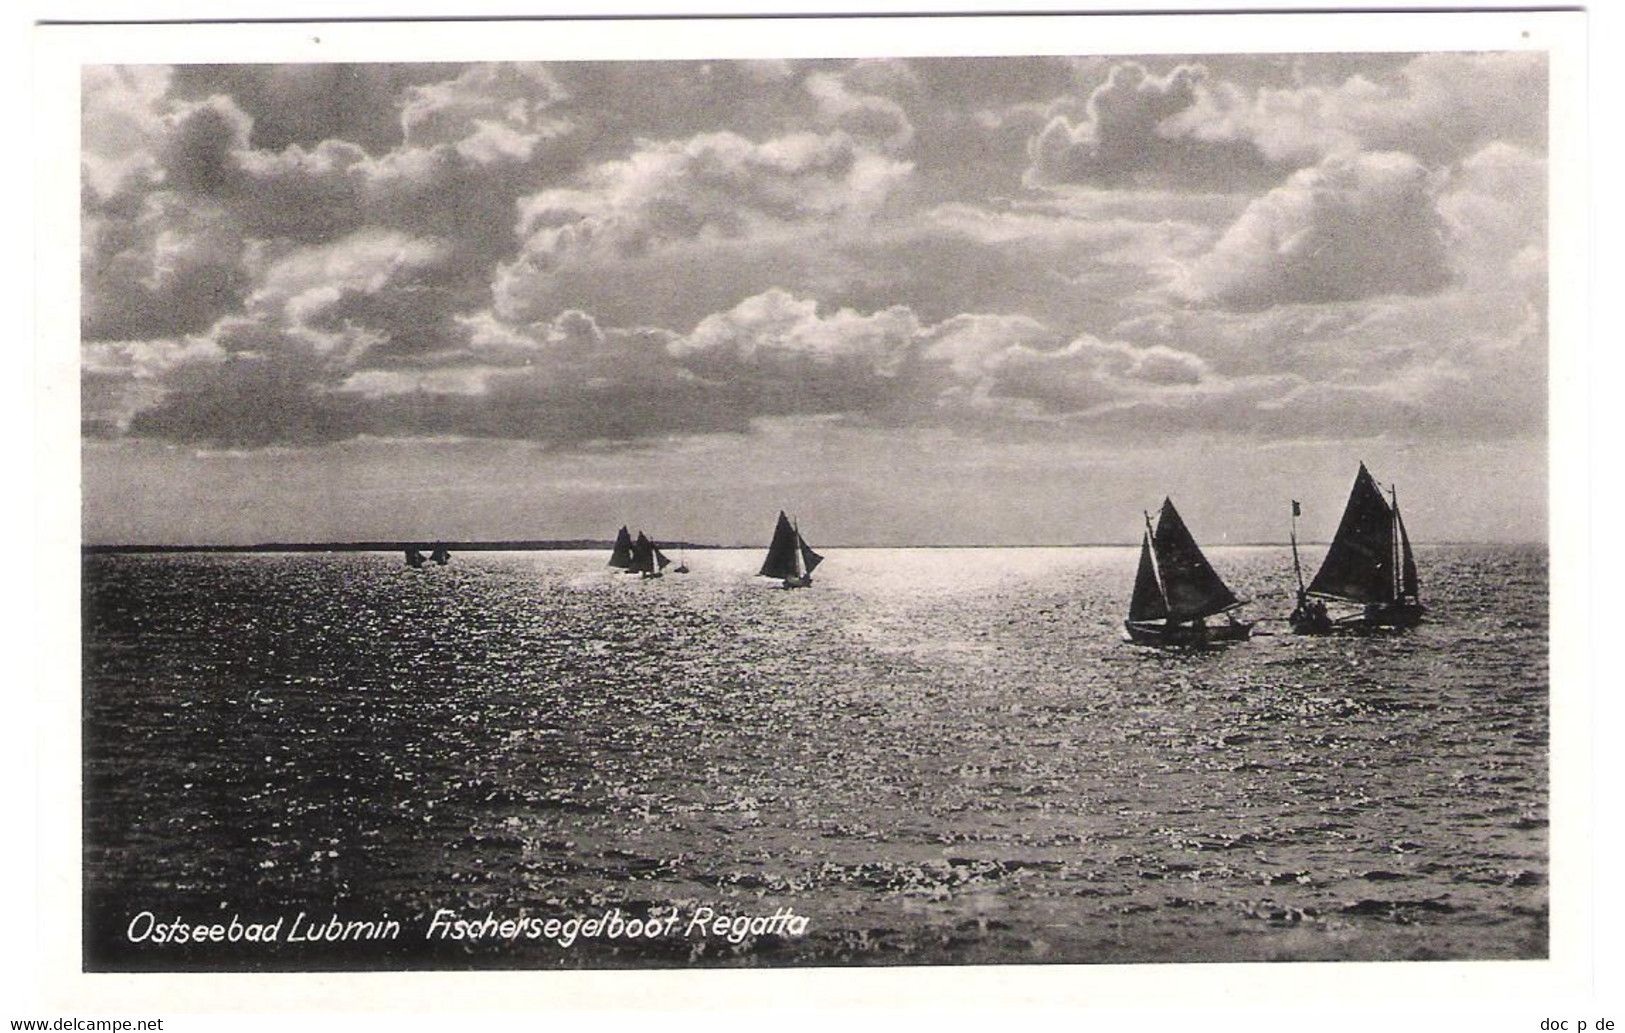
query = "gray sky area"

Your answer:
(80, 52), (1548, 545)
